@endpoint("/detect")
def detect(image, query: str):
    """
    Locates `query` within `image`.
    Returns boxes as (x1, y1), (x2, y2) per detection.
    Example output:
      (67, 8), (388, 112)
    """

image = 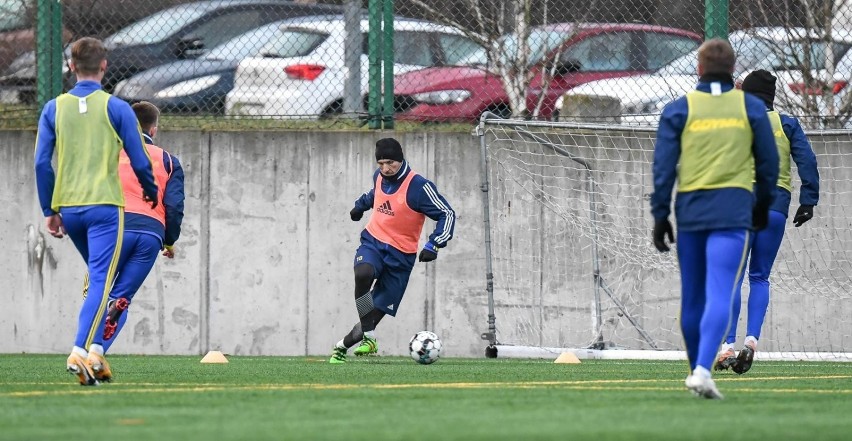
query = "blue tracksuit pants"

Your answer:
(61, 205), (123, 349)
(677, 229), (750, 371)
(726, 210), (786, 343)
(102, 231), (161, 353)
